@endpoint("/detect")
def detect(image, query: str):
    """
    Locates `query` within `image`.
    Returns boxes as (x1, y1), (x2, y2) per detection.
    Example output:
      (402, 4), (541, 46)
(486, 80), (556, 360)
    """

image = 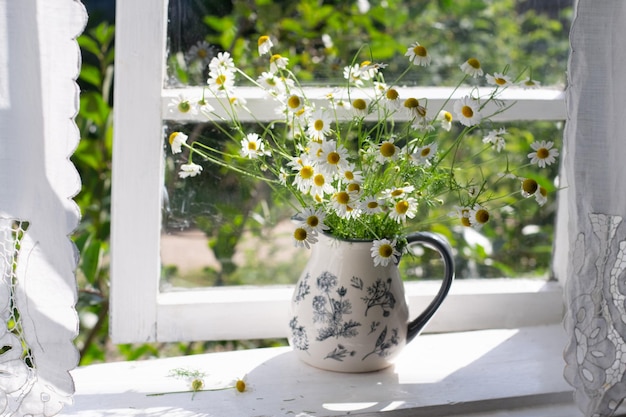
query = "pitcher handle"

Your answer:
(404, 231), (455, 342)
